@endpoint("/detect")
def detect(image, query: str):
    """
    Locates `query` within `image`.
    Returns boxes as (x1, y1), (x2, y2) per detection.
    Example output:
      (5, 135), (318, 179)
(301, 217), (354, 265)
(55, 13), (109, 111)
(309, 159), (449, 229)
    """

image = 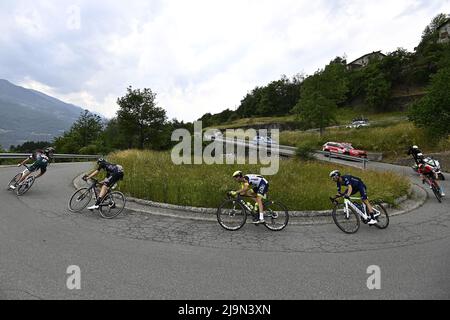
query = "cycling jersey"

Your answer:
(418, 164), (435, 177)
(98, 162), (124, 175)
(244, 174), (269, 197)
(98, 162), (124, 187)
(337, 175), (368, 200)
(27, 152), (49, 173)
